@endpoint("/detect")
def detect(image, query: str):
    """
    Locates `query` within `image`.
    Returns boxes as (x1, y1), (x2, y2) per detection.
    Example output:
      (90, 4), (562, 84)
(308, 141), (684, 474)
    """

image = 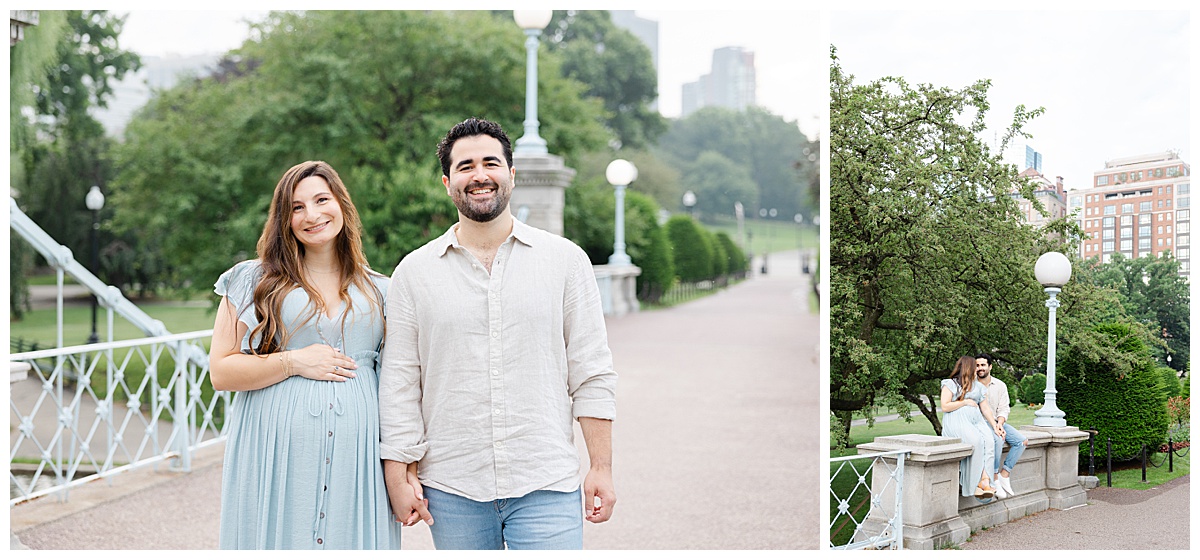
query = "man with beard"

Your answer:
(975, 353), (1027, 499)
(378, 117), (617, 549)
